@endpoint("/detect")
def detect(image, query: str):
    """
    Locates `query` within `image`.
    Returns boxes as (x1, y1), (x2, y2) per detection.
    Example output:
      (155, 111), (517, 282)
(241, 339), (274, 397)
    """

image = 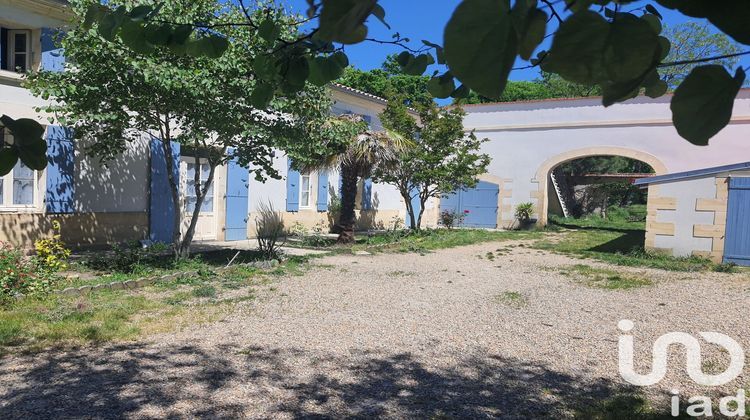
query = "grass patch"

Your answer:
(357, 228), (543, 254)
(536, 216), (719, 272)
(493, 291), (528, 308)
(0, 253), (290, 356)
(561, 264), (653, 290)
